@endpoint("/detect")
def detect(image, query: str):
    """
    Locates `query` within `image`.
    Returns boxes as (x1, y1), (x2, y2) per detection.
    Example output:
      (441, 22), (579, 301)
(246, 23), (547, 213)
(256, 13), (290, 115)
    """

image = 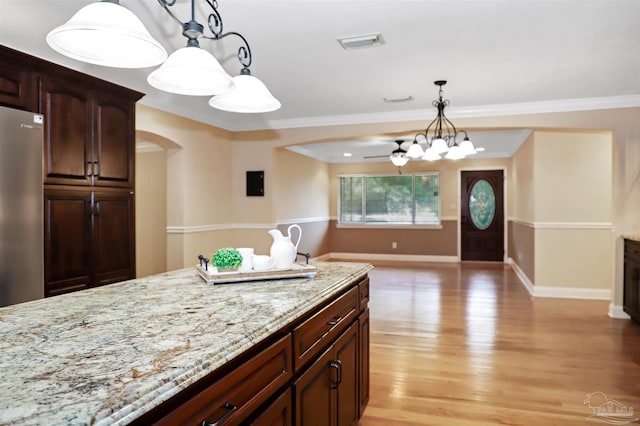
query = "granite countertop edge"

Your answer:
(0, 261), (373, 426)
